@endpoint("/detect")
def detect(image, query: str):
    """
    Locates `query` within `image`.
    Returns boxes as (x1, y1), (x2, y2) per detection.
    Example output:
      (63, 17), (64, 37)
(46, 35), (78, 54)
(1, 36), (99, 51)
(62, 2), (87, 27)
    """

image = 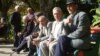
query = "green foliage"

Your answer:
(92, 8), (100, 26)
(22, 0), (40, 11)
(97, 0), (100, 2)
(8, 26), (14, 41)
